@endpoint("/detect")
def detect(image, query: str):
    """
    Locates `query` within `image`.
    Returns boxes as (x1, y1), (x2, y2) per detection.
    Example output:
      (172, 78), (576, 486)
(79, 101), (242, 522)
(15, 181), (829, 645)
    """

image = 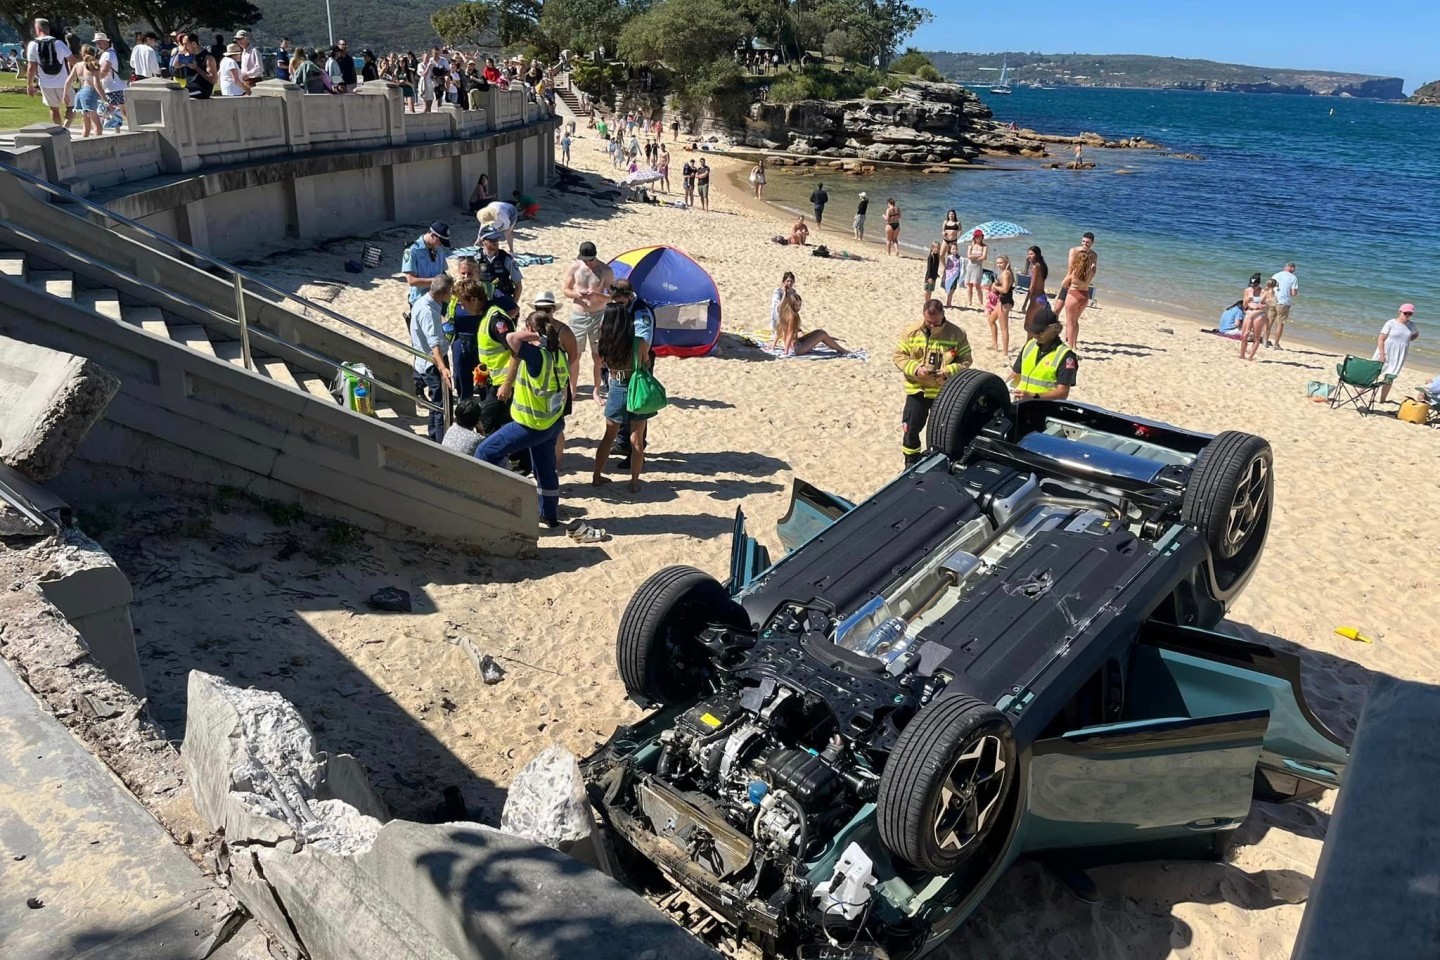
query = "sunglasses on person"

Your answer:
(613, 289), (635, 298)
